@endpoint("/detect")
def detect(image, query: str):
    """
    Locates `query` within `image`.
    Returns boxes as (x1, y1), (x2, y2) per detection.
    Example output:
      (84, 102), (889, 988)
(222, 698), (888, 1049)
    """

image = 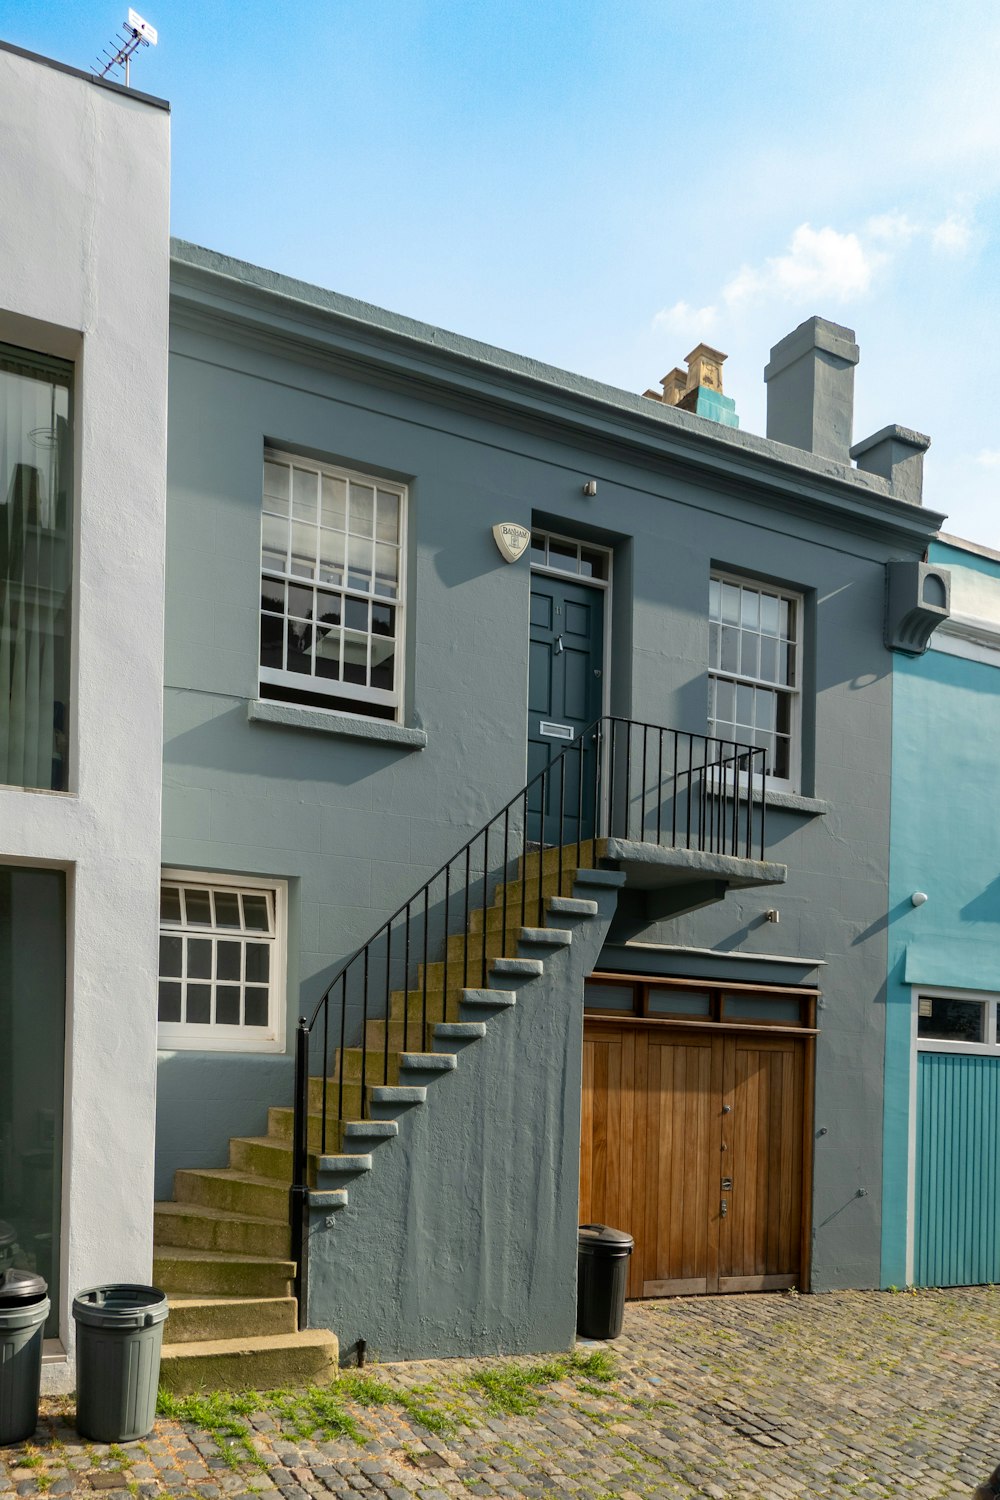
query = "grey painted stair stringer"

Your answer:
(303, 867), (622, 1362)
